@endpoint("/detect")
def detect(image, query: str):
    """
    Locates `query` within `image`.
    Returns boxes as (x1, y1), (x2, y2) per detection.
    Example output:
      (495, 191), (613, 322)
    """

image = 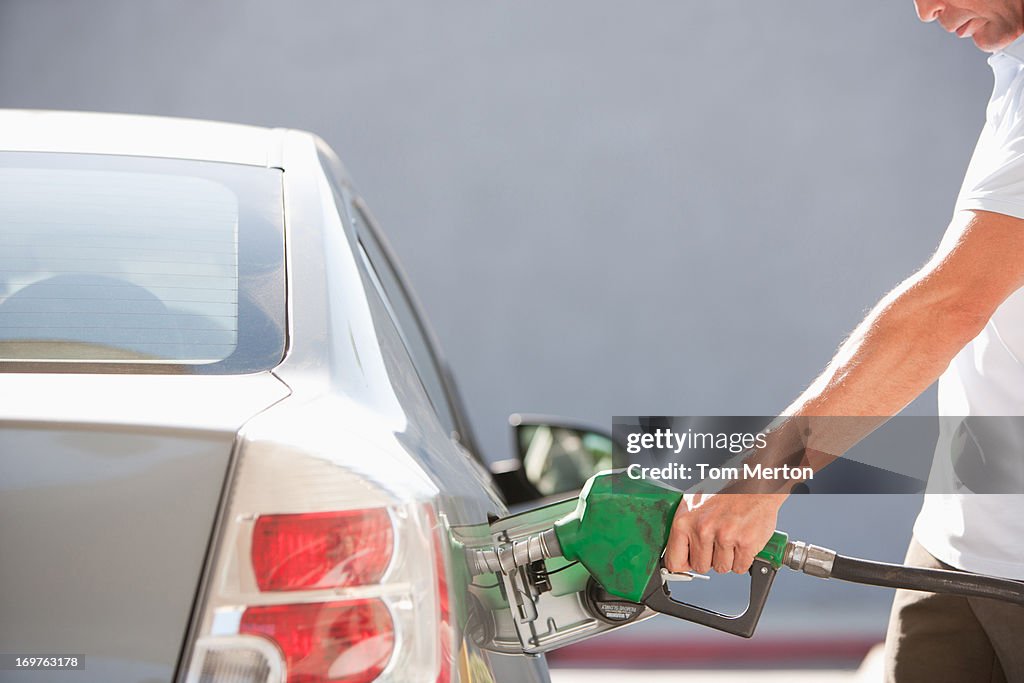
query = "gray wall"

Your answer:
(0, 0), (994, 648)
